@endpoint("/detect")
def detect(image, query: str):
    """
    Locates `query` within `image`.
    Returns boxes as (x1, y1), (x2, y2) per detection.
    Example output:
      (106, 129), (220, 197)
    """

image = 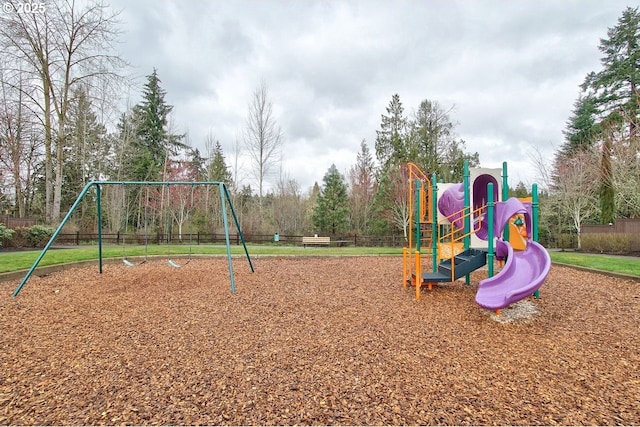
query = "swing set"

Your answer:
(12, 181), (253, 297)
